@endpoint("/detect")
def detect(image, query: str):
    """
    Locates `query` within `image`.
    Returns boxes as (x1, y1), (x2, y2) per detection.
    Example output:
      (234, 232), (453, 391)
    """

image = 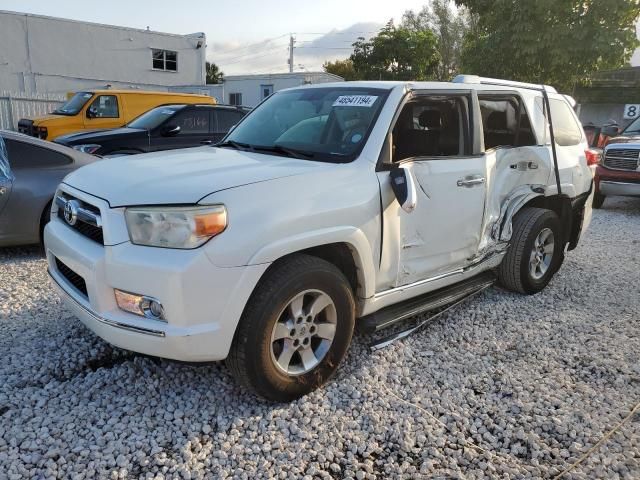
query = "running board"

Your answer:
(359, 272), (496, 333)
